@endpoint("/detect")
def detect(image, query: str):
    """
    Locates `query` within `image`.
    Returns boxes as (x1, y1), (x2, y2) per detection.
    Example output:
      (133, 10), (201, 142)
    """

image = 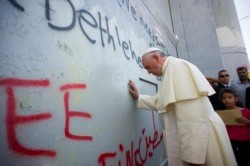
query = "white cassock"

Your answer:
(138, 56), (237, 166)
